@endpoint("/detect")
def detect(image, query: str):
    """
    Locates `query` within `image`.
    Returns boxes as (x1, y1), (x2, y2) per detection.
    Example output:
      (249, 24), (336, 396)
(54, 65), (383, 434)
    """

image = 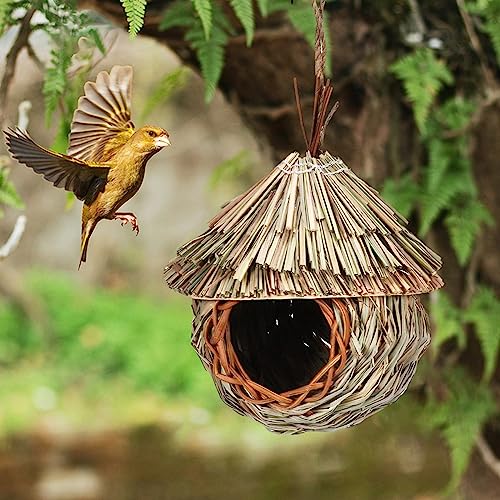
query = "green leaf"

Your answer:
(192, 0), (212, 39)
(445, 199), (494, 266)
(287, 2), (316, 47)
(229, 0), (254, 46)
(430, 291), (465, 354)
(140, 67), (189, 120)
(464, 286), (500, 381)
(256, 0), (269, 16)
(424, 368), (496, 492)
(65, 192), (76, 211)
(425, 139), (452, 191)
(0, 168), (24, 210)
(0, 0), (14, 35)
(435, 96), (475, 132)
(88, 28), (106, 54)
(419, 172), (467, 236)
(160, 0), (195, 30)
(120, 0), (147, 38)
(390, 48), (453, 133)
(43, 50), (70, 125)
(40, 3), (104, 127)
(186, 16), (228, 102)
(380, 174), (420, 219)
